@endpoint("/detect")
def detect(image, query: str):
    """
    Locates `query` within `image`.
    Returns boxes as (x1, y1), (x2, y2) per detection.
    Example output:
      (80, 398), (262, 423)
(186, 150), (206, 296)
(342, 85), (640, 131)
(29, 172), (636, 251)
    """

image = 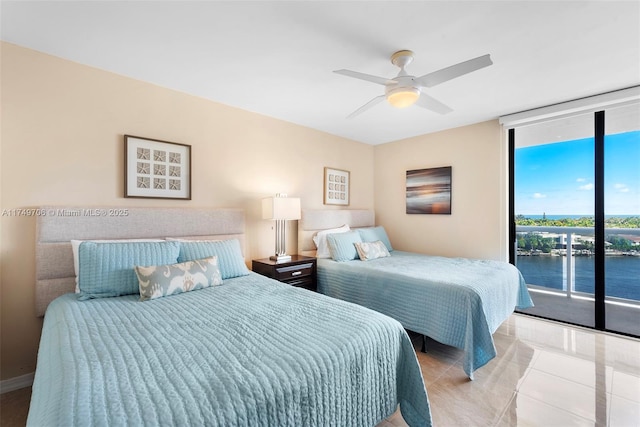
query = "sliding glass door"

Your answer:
(513, 113), (596, 328)
(604, 103), (640, 336)
(510, 103), (639, 337)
